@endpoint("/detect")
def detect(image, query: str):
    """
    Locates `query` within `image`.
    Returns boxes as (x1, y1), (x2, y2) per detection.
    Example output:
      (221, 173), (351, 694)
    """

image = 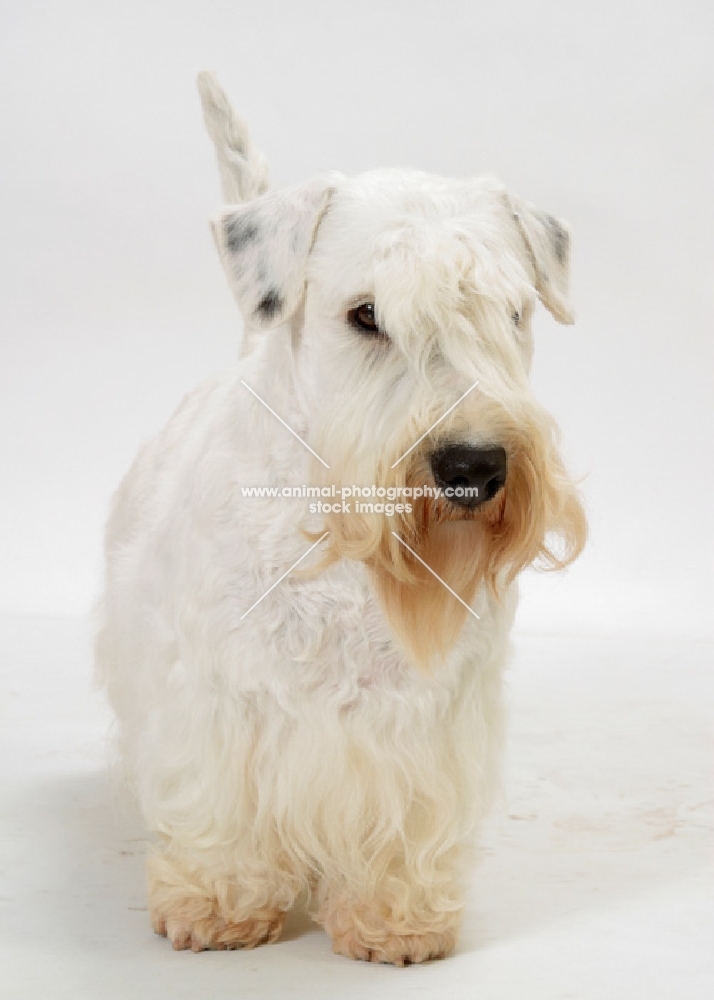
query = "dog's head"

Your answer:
(212, 171), (587, 664)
